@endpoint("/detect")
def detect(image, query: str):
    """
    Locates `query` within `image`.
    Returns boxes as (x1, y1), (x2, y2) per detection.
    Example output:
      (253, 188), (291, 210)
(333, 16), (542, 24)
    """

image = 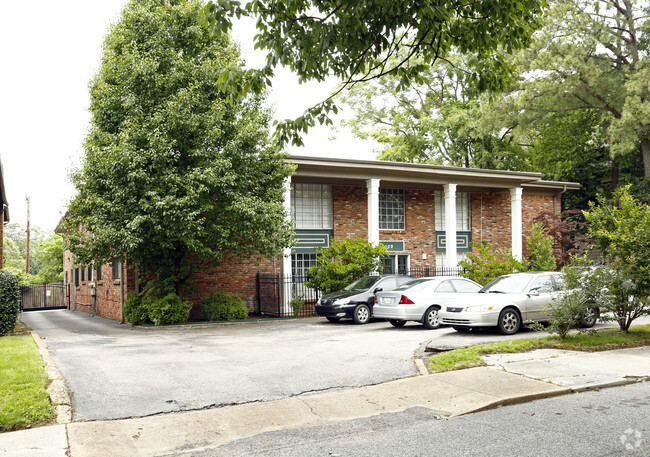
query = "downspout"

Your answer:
(120, 256), (125, 324)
